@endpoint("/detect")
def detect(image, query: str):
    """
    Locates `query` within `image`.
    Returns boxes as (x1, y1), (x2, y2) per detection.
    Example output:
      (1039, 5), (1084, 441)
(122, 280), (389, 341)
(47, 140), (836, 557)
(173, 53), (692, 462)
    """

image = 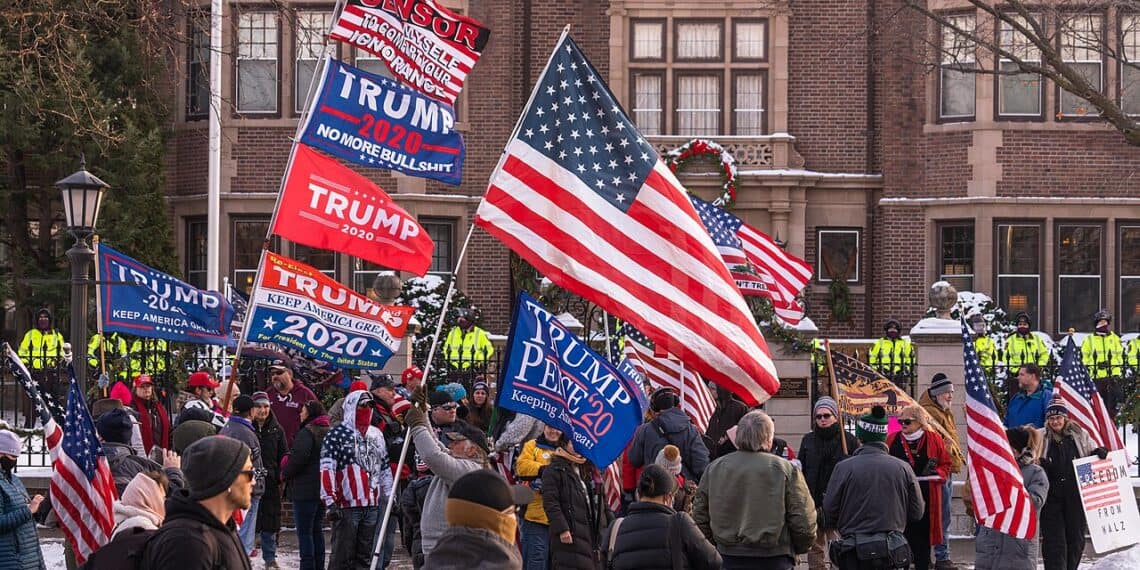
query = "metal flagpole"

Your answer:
(603, 311), (613, 362)
(93, 235), (109, 396)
